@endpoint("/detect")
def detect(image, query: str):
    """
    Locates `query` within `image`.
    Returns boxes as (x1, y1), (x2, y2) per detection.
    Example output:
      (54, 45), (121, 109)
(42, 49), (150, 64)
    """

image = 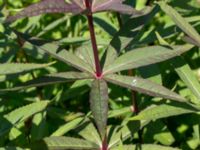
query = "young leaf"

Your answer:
(0, 101), (49, 136)
(0, 72), (92, 92)
(90, 79), (109, 139)
(157, 1), (200, 44)
(31, 136), (99, 150)
(0, 62), (53, 75)
(129, 103), (197, 121)
(105, 74), (186, 102)
(111, 144), (180, 150)
(103, 45), (193, 74)
(51, 117), (83, 136)
(6, 0), (85, 23)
